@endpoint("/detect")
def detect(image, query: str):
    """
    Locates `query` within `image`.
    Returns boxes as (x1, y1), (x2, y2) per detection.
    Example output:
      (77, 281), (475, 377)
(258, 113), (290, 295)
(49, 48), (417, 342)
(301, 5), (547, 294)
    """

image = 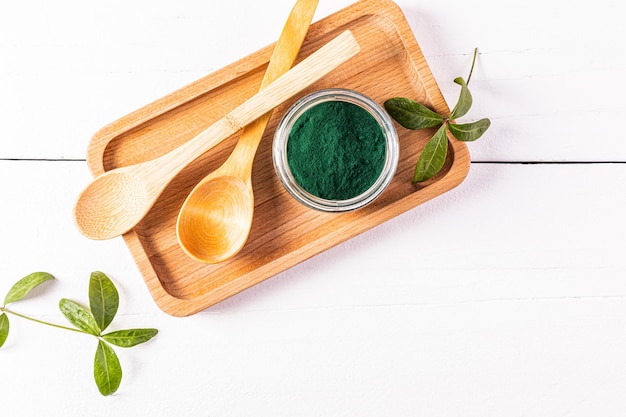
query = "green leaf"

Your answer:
(384, 97), (443, 130)
(448, 118), (491, 142)
(413, 125), (449, 183)
(89, 271), (119, 332)
(449, 77), (473, 120)
(0, 313), (9, 348)
(102, 328), (158, 348)
(94, 340), (122, 396)
(59, 298), (101, 336)
(4, 272), (55, 305)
